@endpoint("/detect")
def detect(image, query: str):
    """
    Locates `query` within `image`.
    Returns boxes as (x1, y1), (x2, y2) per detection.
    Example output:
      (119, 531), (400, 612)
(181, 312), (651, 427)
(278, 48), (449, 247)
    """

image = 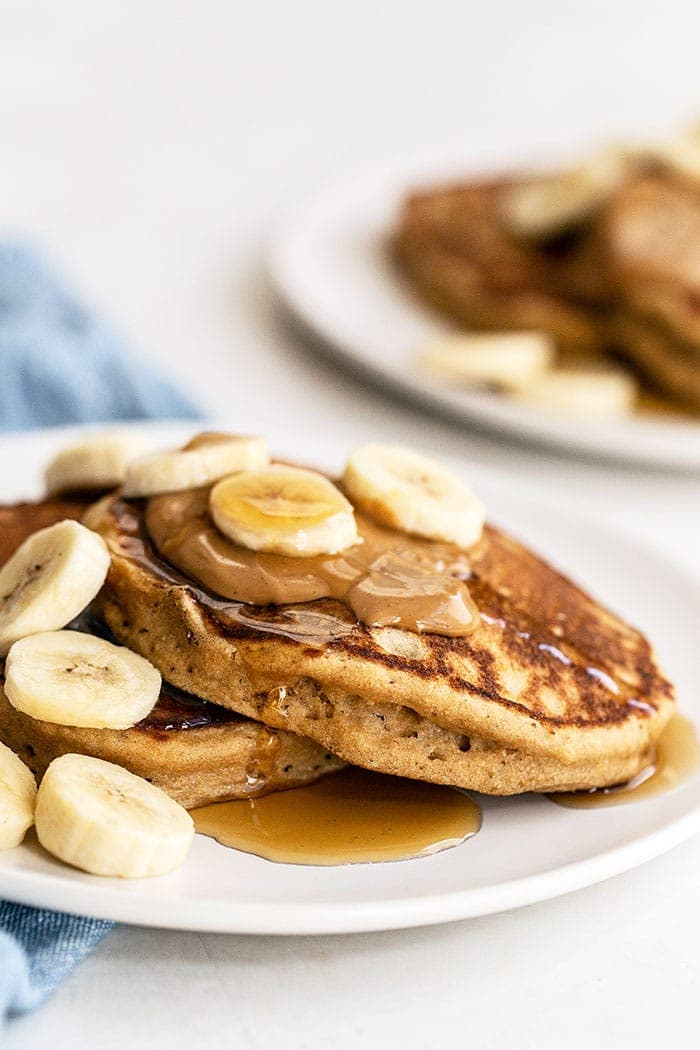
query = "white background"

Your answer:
(2, 2), (700, 1047)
